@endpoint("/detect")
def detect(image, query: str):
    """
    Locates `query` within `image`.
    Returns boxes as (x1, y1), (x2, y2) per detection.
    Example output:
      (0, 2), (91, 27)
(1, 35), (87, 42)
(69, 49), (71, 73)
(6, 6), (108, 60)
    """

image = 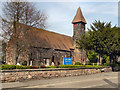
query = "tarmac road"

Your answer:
(2, 72), (120, 90)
